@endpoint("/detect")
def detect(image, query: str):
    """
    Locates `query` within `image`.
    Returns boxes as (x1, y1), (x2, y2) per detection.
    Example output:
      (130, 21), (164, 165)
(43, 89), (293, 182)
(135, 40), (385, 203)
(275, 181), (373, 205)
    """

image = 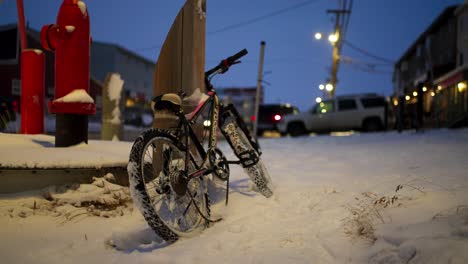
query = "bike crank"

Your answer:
(208, 148), (230, 181)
